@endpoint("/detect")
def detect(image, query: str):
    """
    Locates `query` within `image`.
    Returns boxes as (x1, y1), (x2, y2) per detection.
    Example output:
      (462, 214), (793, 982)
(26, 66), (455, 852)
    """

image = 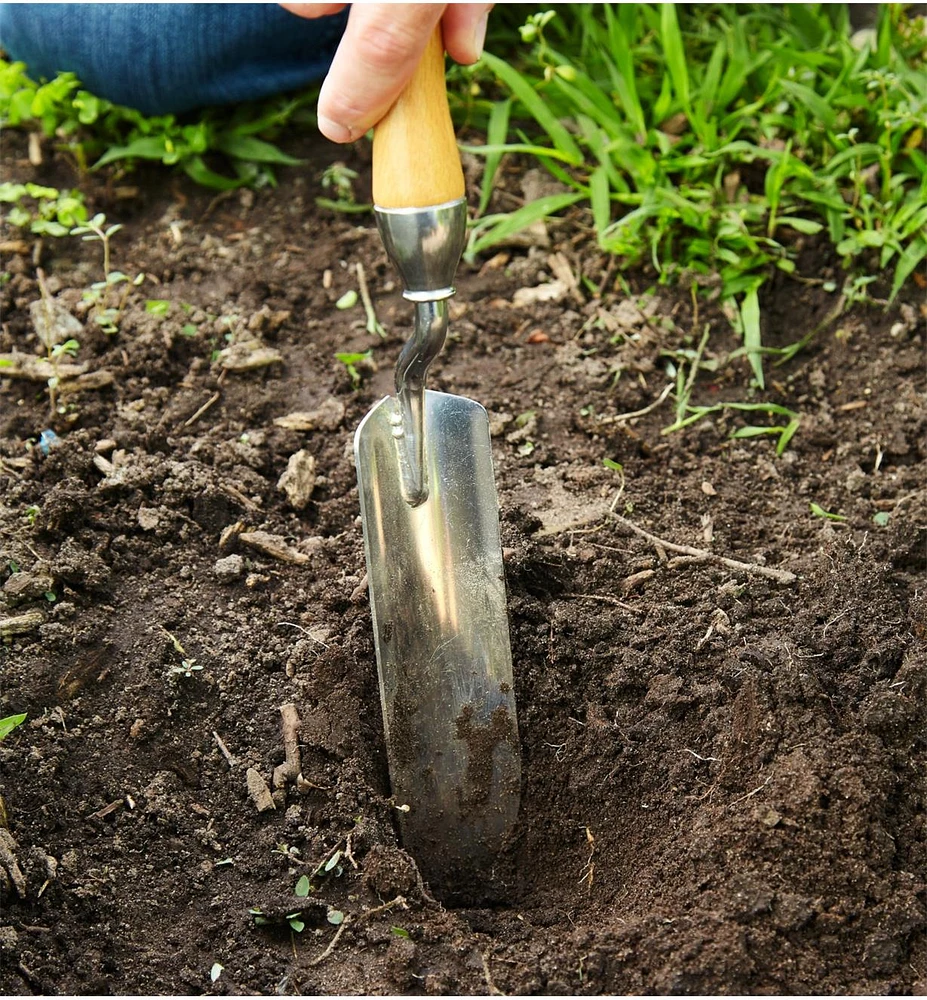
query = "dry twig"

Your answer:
(273, 703), (302, 788)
